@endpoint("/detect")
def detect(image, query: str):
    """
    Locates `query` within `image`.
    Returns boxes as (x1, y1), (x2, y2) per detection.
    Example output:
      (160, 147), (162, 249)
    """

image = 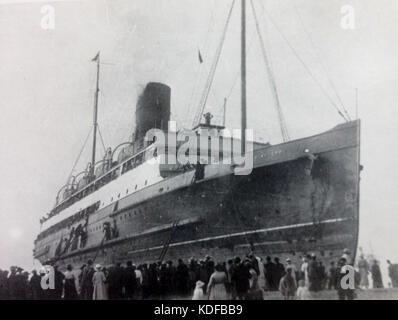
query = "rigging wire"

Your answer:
(256, 0), (349, 122)
(97, 124), (107, 154)
(66, 126), (93, 184)
(250, 0), (290, 142)
(192, 0), (236, 128)
(293, 5), (352, 121)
